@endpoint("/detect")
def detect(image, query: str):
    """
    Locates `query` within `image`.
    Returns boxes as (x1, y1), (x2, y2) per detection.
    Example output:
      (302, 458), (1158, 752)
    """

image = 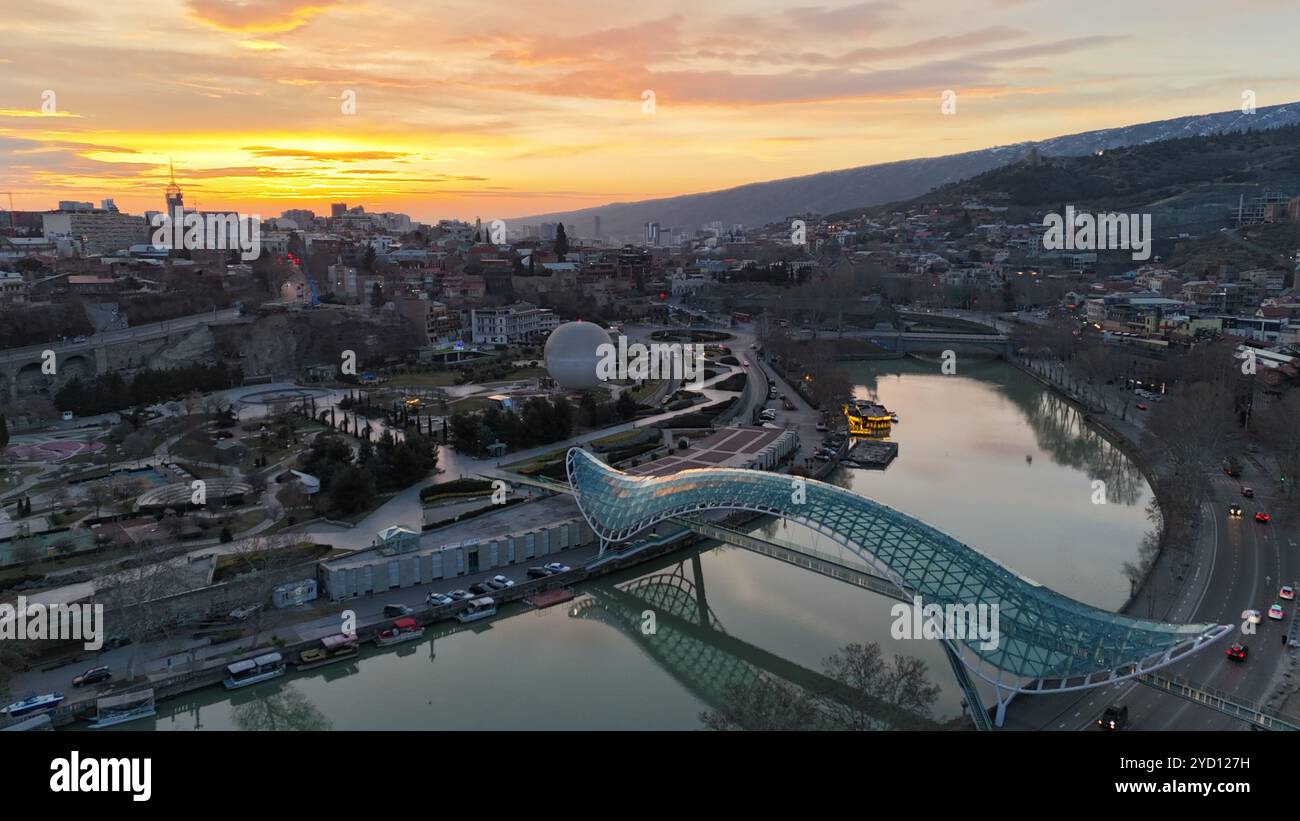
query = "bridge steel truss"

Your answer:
(565, 448), (1233, 726)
